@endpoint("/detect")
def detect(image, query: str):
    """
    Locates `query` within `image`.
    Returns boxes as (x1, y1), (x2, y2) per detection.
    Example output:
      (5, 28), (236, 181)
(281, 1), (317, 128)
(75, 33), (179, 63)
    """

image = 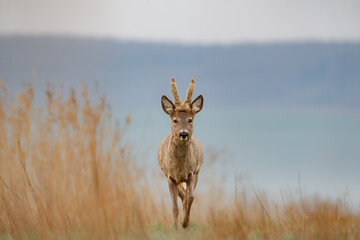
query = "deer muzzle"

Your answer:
(179, 131), (189, 140)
